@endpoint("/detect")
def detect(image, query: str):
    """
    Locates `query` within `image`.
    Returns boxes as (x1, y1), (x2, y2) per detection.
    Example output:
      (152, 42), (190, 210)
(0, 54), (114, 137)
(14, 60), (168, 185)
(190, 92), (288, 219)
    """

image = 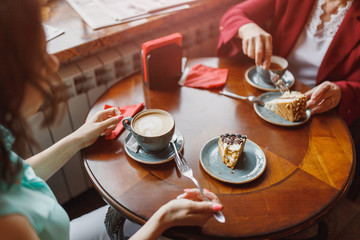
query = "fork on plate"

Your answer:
(269, 70), (290, 93)
(170, 134), (226, 223)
